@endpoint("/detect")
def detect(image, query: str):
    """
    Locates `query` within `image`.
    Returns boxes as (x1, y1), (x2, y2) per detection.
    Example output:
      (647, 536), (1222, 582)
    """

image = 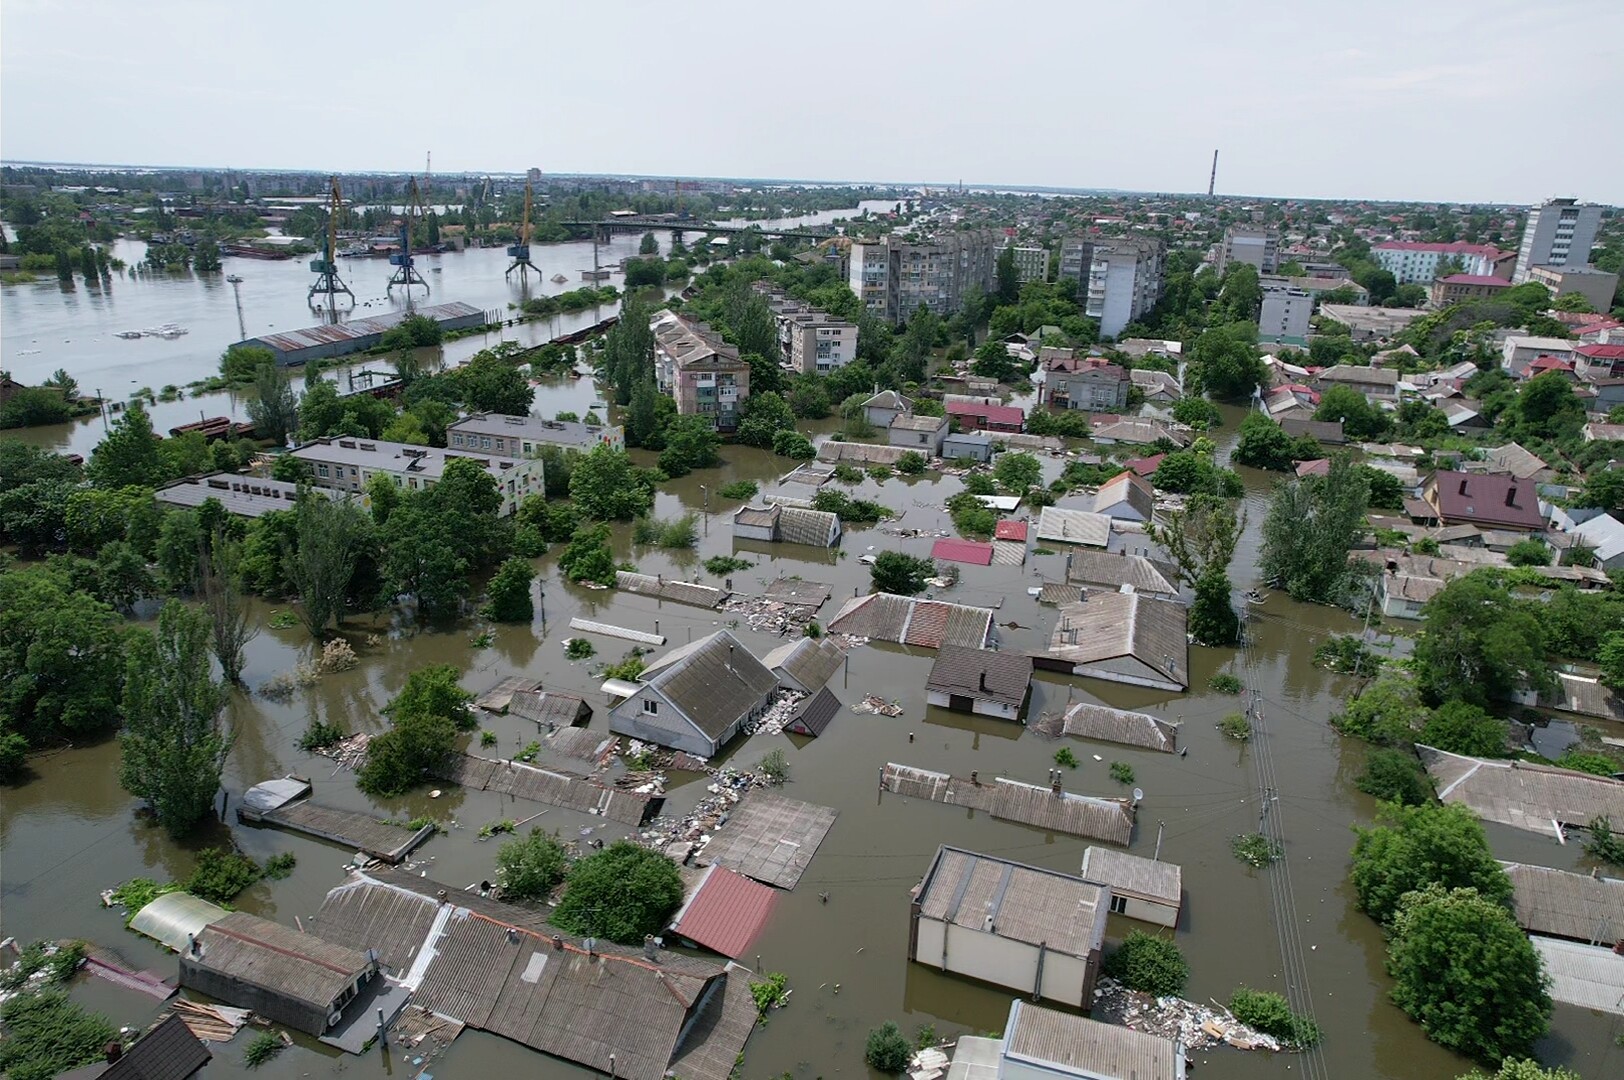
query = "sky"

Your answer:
(4, 0), (1622, 205)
